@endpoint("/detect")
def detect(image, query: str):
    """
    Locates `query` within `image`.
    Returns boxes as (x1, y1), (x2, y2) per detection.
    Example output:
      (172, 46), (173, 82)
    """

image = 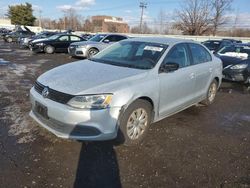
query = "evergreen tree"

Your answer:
(7, 3), (36, 26)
